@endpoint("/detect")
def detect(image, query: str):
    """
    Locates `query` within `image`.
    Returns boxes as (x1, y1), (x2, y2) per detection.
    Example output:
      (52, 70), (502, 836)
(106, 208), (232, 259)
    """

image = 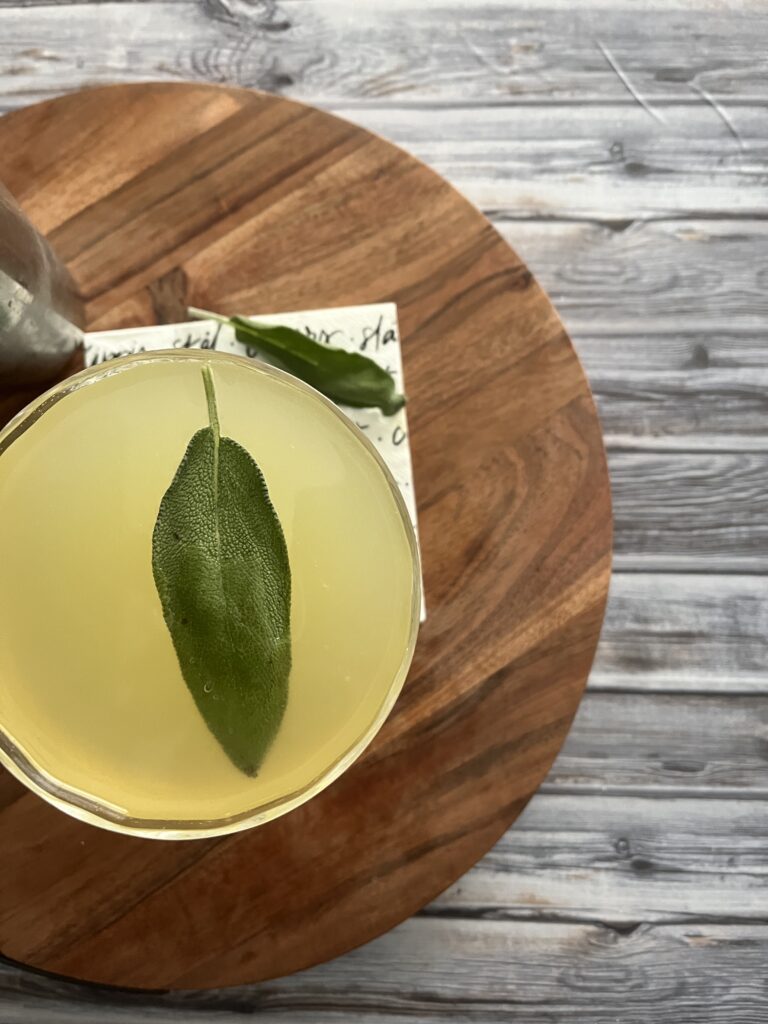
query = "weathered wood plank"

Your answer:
(593, 574), (768, 693)
(548, 692), (768, 794)
(336, 103), (768, 218)
(610, 451), (768, 572)
(496, 219), (768, 450)
(593, 367), (768, 452)
(502, 218), (768, 449)
(580, 331), (768, 374)
(257, 920), (768, 1023)
(500, 219), (768, 335)
(585, 346), (767, 451)
(0, 1), (766, 108)
(431, 794), (768, 923)
(2, 918), (768, 1022)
